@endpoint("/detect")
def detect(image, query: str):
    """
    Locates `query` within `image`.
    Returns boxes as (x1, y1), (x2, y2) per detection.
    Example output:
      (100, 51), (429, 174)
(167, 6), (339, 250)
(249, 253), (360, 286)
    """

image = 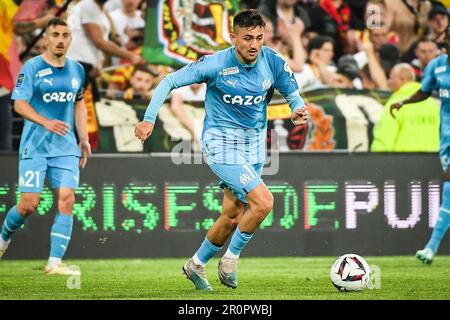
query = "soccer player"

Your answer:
(135, 9), (308, 290)
(0, 18), (91, 275)
(390, 30), (450, 264)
